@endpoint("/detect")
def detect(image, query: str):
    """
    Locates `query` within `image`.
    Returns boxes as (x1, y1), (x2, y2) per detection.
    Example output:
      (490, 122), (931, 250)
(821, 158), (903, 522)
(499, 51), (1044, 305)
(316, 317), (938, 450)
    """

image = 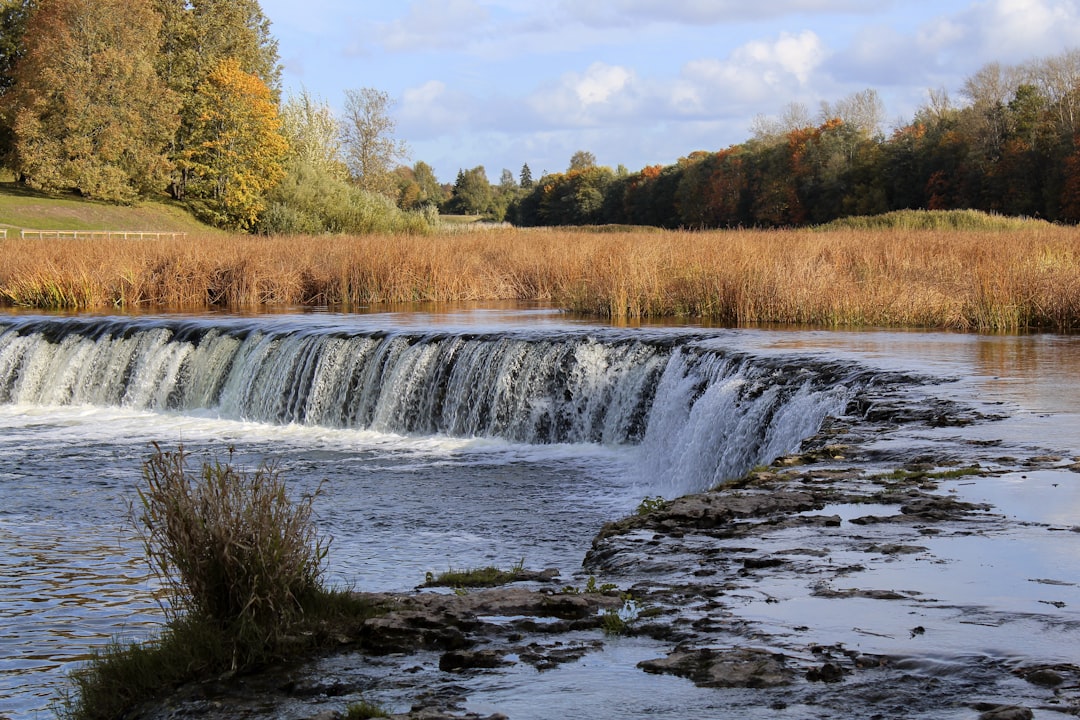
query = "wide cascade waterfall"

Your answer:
(0, 315), (864, 489)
